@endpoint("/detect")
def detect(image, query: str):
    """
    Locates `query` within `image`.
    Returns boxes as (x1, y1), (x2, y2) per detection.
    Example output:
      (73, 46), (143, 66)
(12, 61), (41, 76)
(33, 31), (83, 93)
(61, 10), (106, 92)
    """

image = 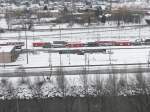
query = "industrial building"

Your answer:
(0, 45), (18, 63)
